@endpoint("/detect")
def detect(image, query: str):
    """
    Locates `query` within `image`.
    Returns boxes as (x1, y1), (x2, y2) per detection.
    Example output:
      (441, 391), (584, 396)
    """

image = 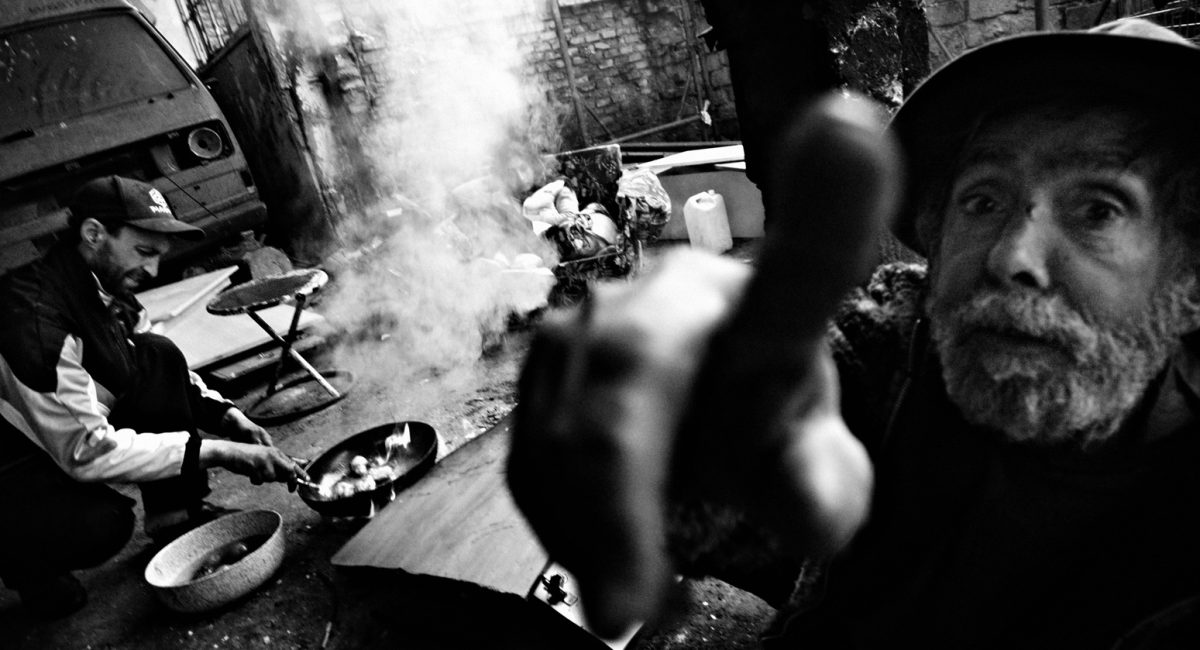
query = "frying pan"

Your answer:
(297, 421), (438, 518)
